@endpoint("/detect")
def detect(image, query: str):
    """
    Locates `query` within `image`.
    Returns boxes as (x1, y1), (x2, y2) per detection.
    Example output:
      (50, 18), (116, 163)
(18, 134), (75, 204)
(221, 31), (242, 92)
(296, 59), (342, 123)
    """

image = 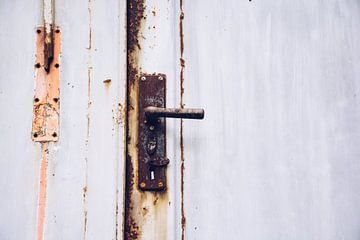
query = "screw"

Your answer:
(158, 76), (163, 81)
(141, 76), (146, 81)
(158, 181), (164, 187)
(149, 125), (155, 131)
(140, 182), (146, 188)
